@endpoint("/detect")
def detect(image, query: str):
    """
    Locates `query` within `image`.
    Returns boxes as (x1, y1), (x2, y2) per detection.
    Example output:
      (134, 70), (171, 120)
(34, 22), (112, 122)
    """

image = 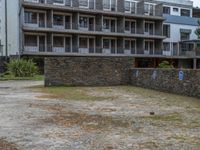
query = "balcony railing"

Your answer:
(23, 43), (163, 56)
(23, 0), (163, 17)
